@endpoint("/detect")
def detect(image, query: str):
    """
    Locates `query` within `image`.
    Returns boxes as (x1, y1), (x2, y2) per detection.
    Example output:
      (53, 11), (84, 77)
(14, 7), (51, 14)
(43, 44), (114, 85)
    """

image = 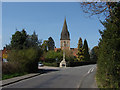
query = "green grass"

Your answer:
(43, 62), (58, 67)
(2, 72), (28, 80)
